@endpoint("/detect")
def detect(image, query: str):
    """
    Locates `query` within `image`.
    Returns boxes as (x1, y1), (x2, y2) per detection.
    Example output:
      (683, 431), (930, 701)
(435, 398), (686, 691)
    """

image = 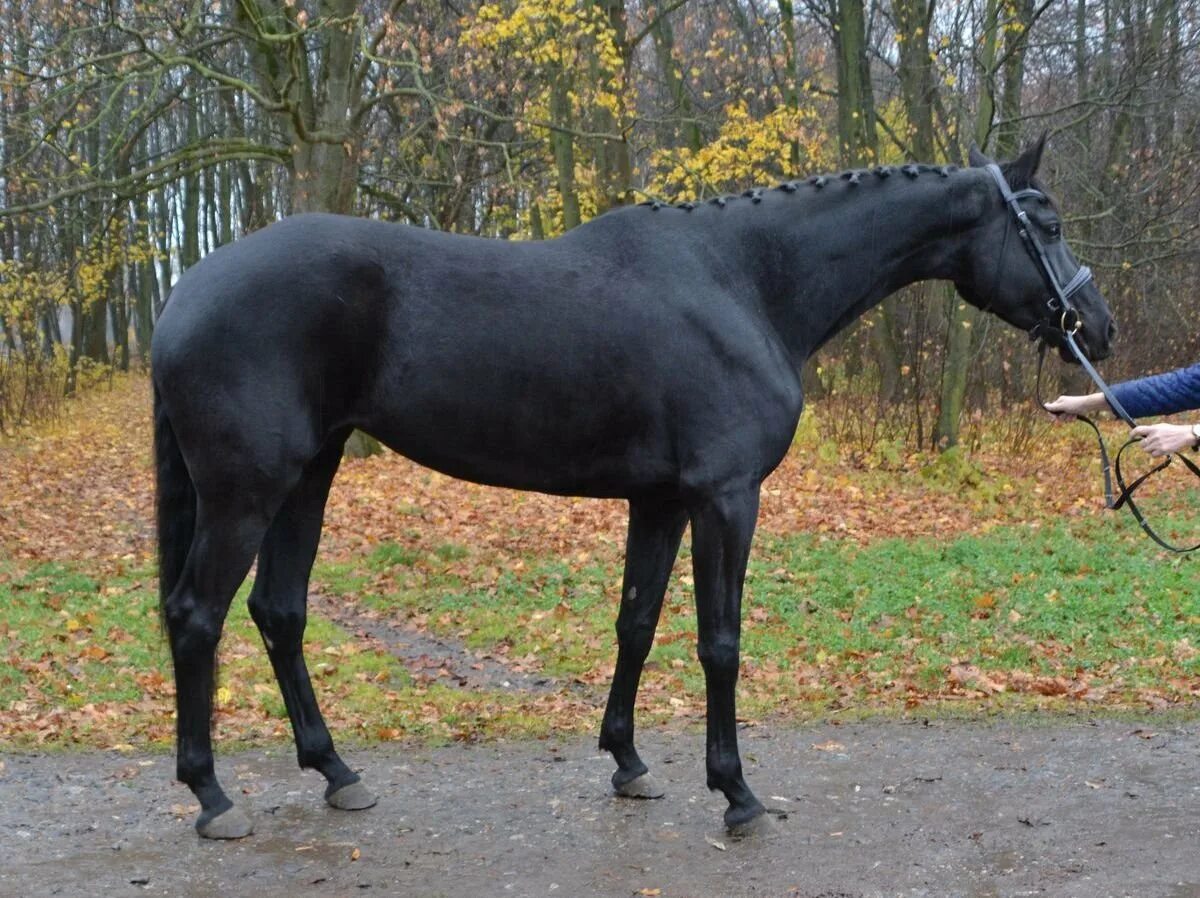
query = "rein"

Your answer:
(986, 163), (1200, 554)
